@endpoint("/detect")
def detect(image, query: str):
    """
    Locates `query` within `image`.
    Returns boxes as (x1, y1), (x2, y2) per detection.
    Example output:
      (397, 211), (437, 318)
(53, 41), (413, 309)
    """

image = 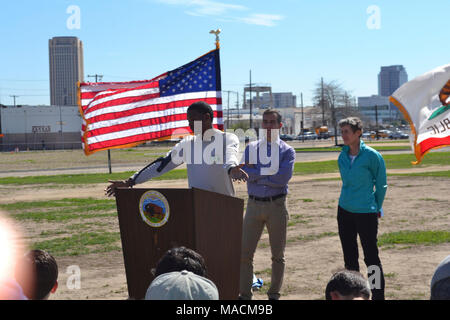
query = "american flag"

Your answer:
(78, 49), (223, 155)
